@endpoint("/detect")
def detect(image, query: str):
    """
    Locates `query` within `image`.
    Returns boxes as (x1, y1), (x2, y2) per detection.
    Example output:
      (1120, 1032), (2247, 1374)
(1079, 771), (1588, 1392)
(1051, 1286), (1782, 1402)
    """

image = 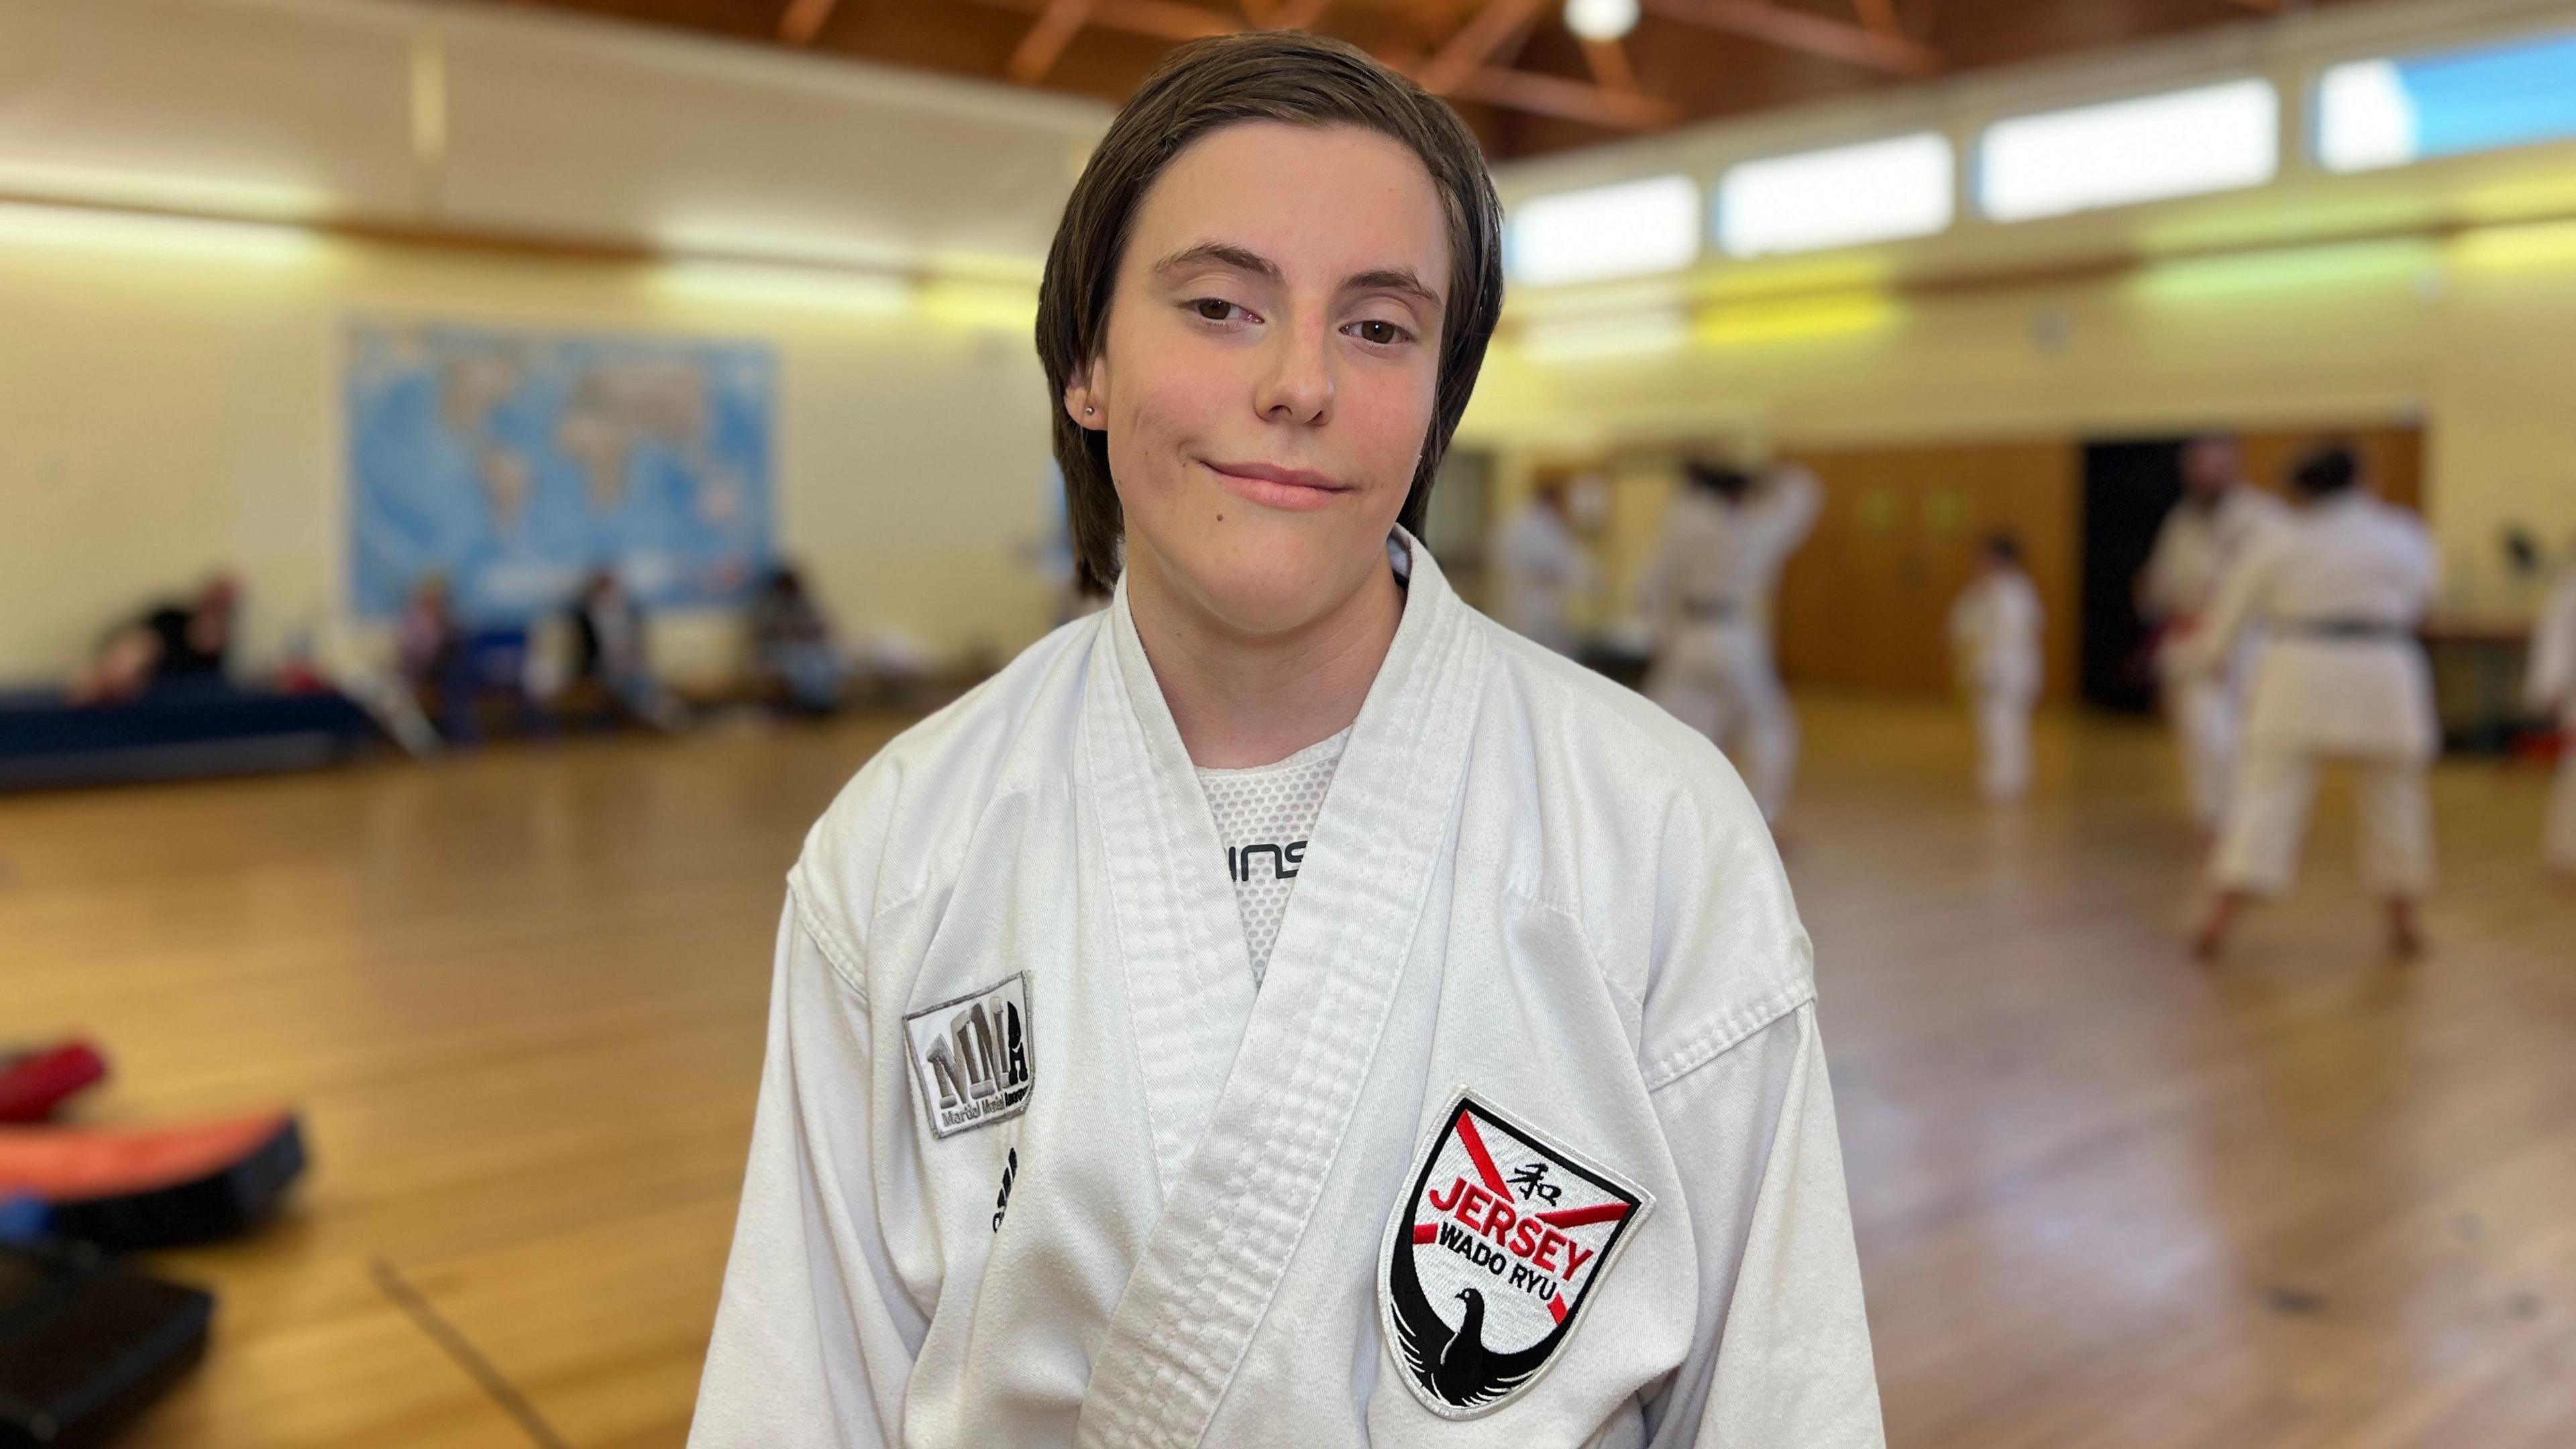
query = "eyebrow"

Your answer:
(1151, 241), (1444, 315)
